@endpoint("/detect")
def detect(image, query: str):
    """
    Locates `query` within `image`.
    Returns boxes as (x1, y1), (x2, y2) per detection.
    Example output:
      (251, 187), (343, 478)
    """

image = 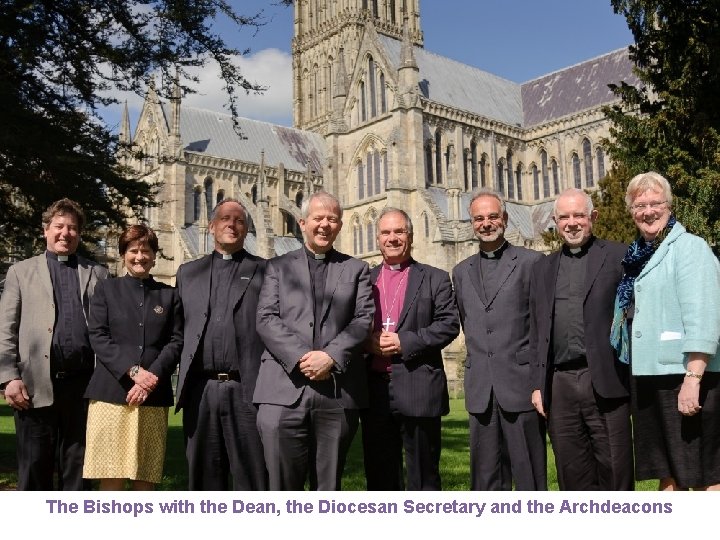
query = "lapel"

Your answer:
(397, 260), (422, 330)
(229, 253), (258, 308)
(194, 255), (213, 311)
(546, 250), (562, 310)
(297, 249), (315, 313)
(583, 239), (608, 302)
(35, 254), (54, 301)
(483, 246), (518, 307)
(321, 250), (347, 320)
(77, 256), (92, 299)
(466, 254), (487, 306)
